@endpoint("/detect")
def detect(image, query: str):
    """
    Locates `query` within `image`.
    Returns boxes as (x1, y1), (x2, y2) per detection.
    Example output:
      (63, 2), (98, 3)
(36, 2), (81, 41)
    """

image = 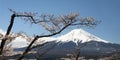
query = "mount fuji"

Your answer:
(56, 29), (109, 44)
(33, 29), (120, 59)
(37, 29), (109, 45)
